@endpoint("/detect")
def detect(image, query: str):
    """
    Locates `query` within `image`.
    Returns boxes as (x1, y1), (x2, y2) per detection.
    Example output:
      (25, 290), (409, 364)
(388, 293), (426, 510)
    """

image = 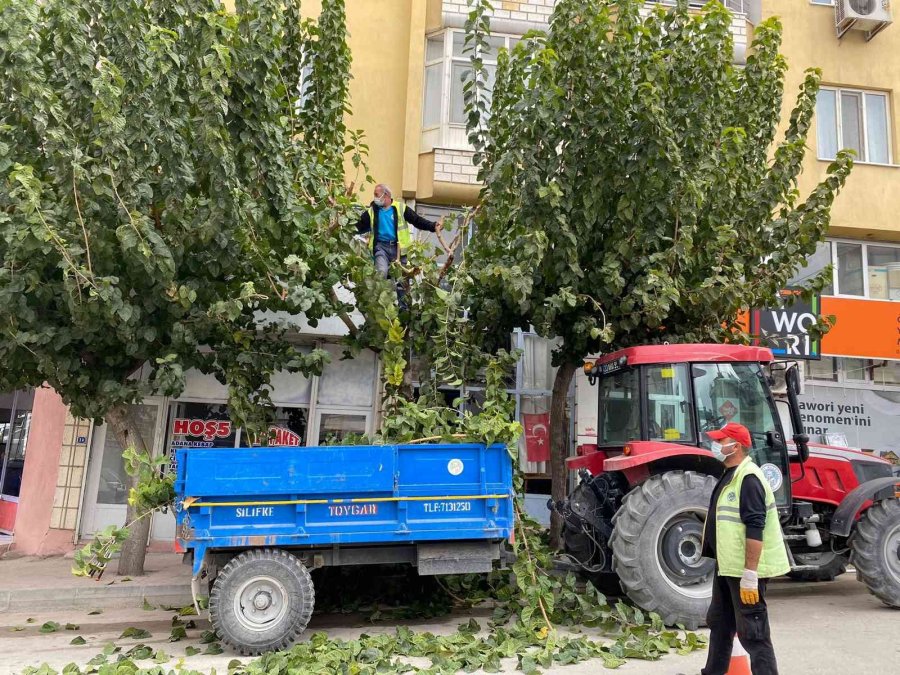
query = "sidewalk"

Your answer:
(0, 552), (193, 613)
